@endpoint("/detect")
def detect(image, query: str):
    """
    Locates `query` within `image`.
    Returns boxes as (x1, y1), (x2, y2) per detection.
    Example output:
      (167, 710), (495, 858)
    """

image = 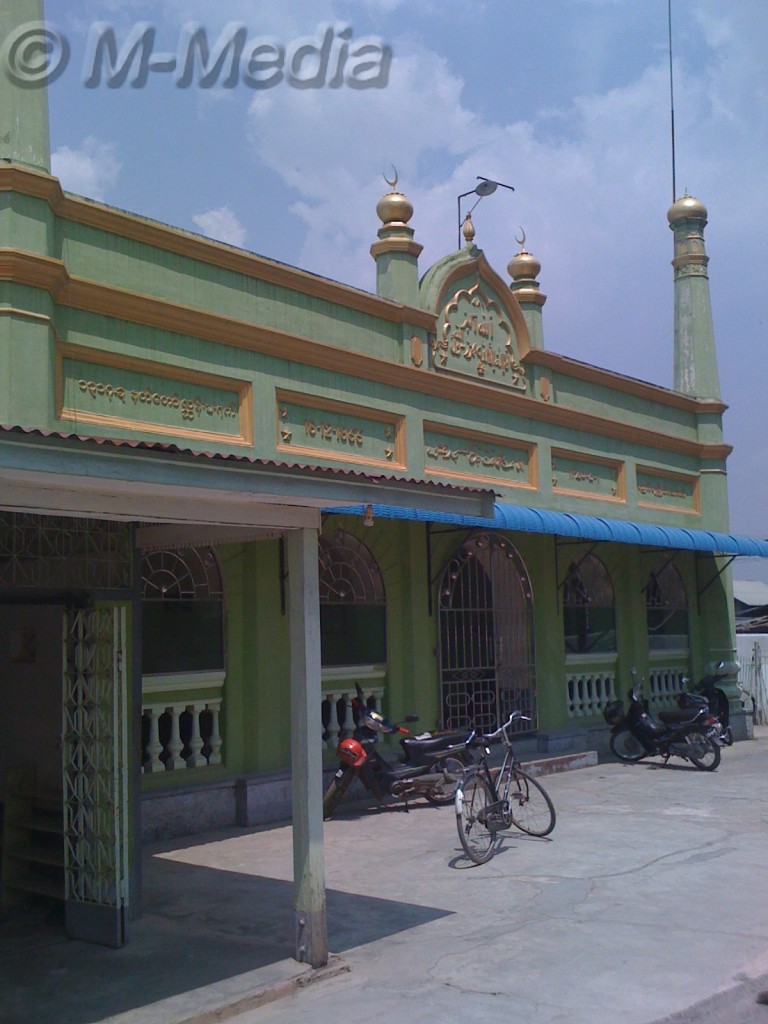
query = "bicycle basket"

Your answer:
(603, 700), (624, 726)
